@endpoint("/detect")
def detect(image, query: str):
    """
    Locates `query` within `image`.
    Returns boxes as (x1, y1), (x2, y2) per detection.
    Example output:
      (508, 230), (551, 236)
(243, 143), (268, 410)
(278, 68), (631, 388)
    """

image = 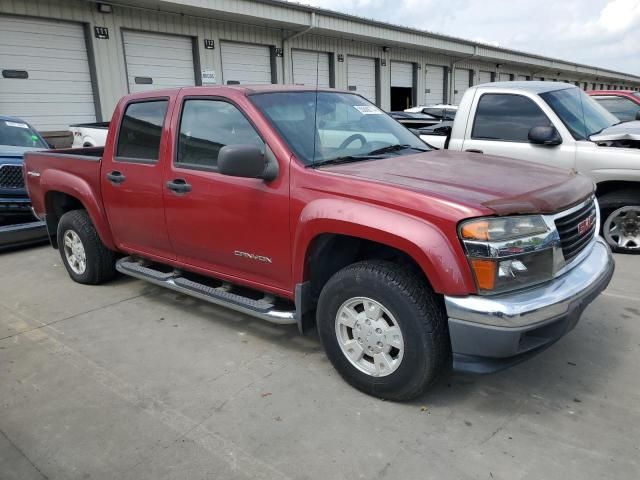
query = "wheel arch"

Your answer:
(41, 170), (115, 250)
